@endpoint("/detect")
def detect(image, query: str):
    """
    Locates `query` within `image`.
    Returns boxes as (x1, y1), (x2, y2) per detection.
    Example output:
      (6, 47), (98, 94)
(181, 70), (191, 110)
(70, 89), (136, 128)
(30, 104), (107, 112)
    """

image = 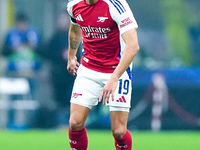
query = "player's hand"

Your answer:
(67, 56), (79, 76)
(99, 77), (118, 105)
